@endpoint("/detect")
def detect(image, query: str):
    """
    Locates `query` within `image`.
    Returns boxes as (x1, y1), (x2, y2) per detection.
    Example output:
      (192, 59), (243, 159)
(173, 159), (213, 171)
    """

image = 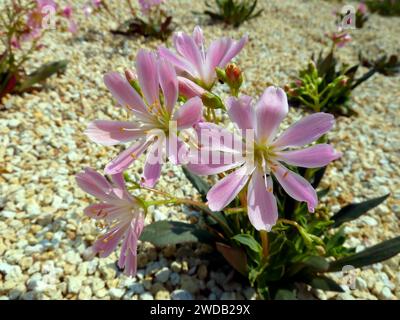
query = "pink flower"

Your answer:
(158, 26), (248, 89)
(329, 30), (352, 48)
(357, 2), (367, 15)
(24, 0), (58, 41)
(76, 168), (145, 276)
(62, 5), (78, 33)
(92, 0), (102, 8)
(139, 0), (165, 14)
(187, 87), (341, 231)
(85, 49), (203, 187)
